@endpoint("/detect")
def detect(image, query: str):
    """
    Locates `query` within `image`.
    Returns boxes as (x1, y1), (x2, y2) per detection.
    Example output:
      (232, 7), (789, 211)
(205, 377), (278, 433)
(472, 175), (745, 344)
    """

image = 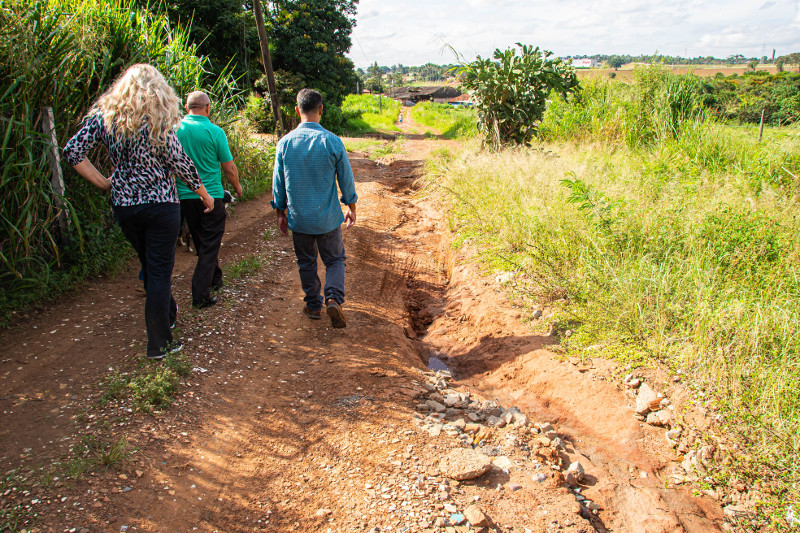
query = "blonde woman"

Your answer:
(64, 63), (214, 360)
